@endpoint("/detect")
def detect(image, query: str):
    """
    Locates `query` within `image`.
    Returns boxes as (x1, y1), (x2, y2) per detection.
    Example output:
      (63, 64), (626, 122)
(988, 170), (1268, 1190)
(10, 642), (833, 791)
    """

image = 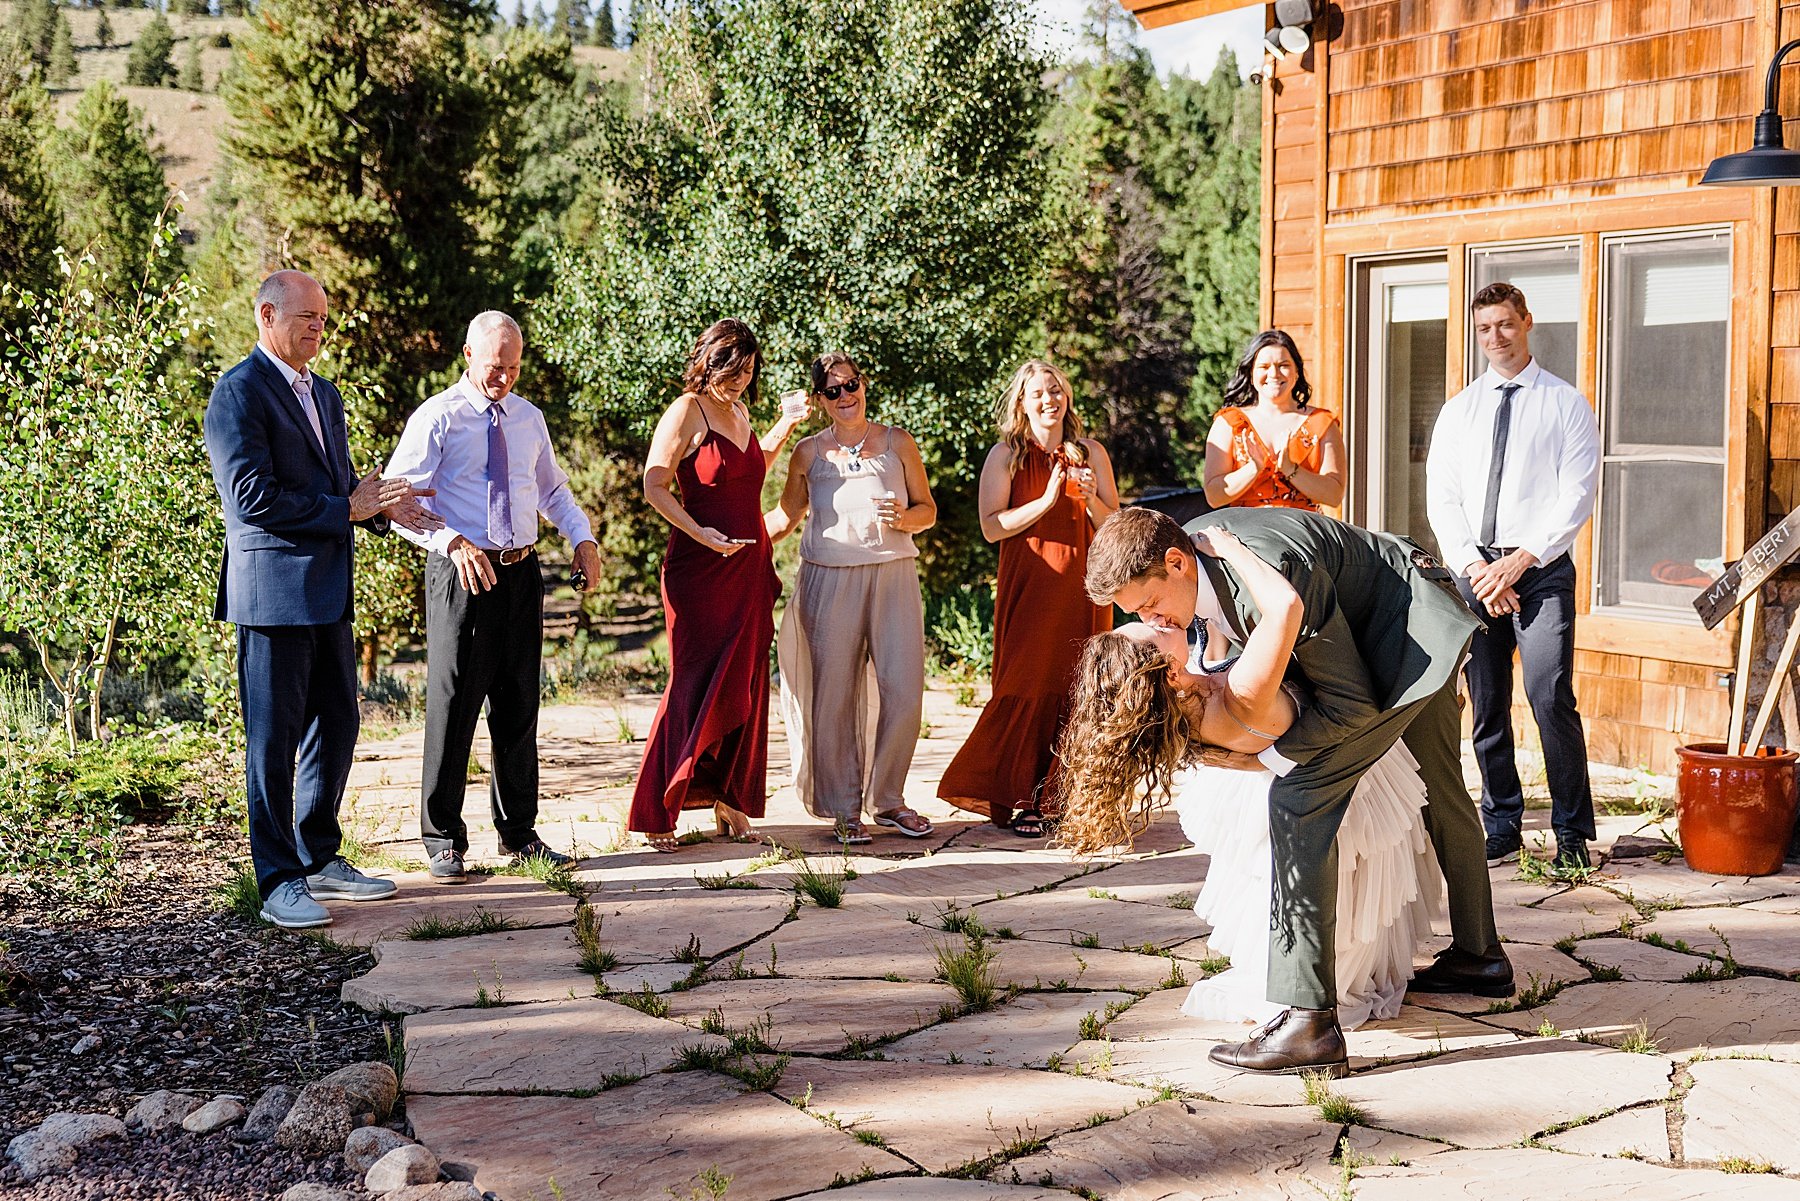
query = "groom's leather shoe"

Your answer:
(1207, 1007), (1347, 1078)
(1408, 945), (1515, 998)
